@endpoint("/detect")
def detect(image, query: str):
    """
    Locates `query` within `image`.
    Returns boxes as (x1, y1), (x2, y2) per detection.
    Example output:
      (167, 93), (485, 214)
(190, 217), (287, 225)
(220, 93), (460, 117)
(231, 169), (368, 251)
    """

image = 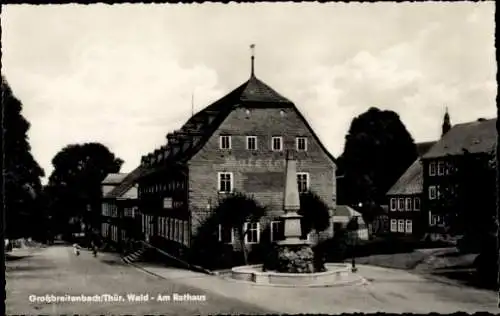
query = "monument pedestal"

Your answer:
(272, 150), (316, 273)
